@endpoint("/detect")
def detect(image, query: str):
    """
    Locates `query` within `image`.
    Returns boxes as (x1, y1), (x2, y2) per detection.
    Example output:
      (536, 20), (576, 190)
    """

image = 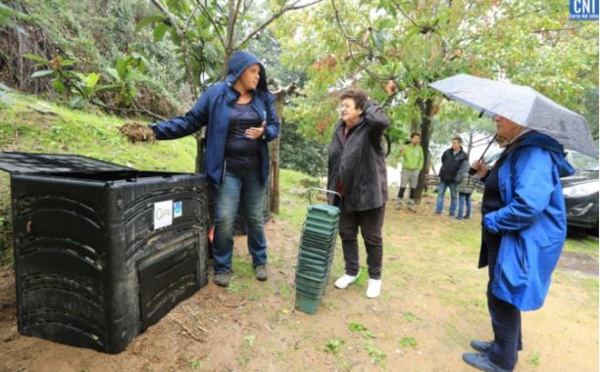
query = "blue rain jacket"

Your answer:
(482, 131), (575, 311)
(150, 51), (279, 189)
